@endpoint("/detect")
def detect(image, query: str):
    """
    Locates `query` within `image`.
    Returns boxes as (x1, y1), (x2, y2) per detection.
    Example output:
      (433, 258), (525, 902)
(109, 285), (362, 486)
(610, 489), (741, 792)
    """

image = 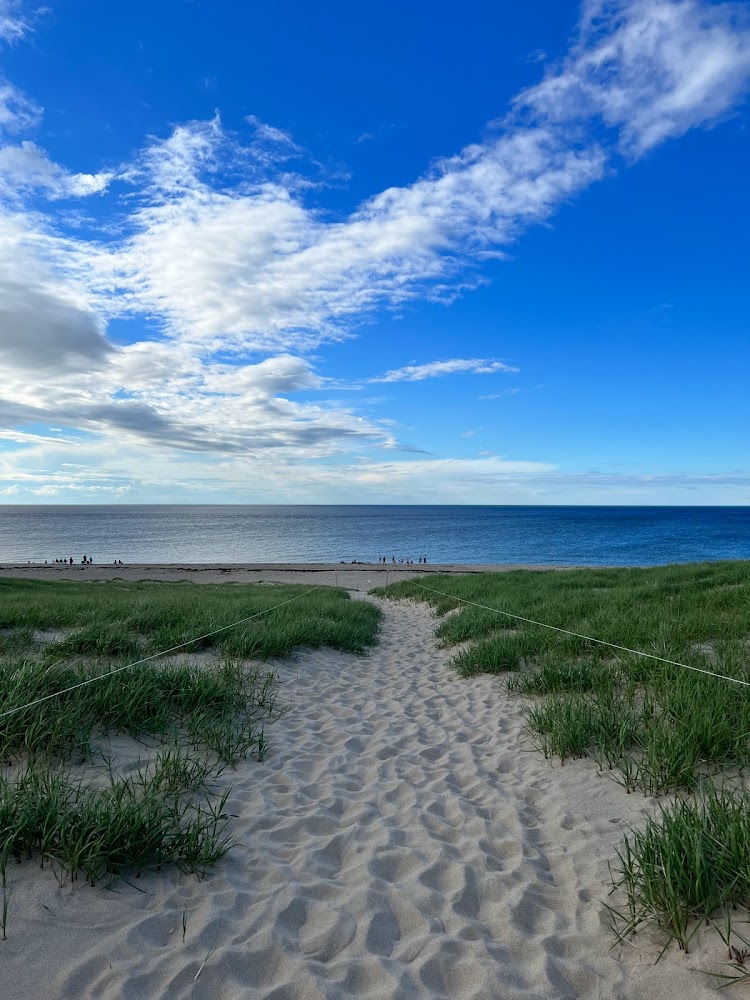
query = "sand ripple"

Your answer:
(0, 595), (728, 999)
